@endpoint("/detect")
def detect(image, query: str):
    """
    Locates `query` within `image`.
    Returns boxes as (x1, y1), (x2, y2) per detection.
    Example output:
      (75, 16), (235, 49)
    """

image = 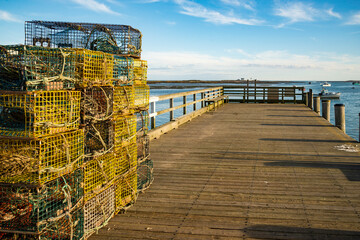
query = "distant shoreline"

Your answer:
(148, 80), (359, 84)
